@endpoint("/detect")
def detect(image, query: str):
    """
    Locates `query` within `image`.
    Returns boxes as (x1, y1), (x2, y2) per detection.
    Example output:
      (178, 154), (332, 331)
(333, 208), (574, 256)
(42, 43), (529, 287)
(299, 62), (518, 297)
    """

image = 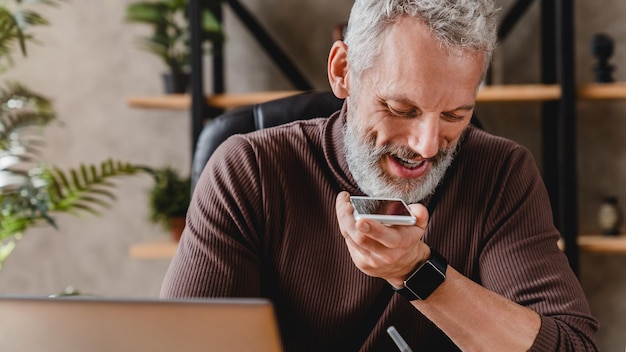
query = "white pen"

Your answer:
(387, 326), (413, 352)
